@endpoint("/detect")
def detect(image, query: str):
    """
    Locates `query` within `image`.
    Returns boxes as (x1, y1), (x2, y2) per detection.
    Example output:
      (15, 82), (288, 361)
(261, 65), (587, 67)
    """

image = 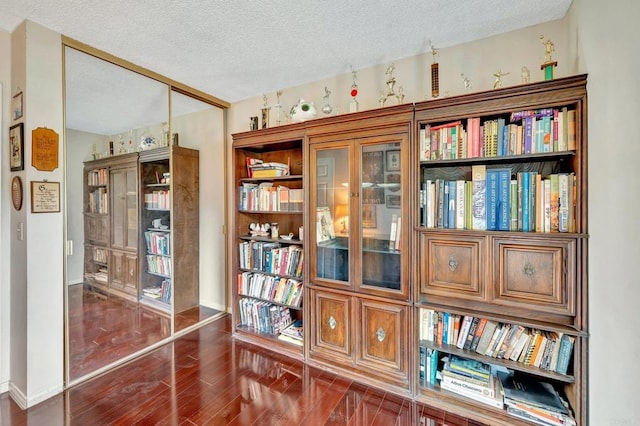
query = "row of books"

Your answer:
(419, 107), (576, 161)
(88, 187), (108, 214)
(238, 297), (292, 336)
(142, 279), (171, 303)
(418, 346), (439, 386)
(499, 372), (576, 426)
(146, 254), (171, 277)
(144, 190), (170, 210)
(277, 319), (303, 346)
(144, 231), (171, 256)
(420, 309), (574, 375)
(420, 166), (576, 233)
(87, 168), (108, 186)
(92, 247), (108, 263)
(246, 156), (290, 178)
(238, 183), (303, 212)
(237, 272), (303, 308)
(238, 241), (304, 278)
